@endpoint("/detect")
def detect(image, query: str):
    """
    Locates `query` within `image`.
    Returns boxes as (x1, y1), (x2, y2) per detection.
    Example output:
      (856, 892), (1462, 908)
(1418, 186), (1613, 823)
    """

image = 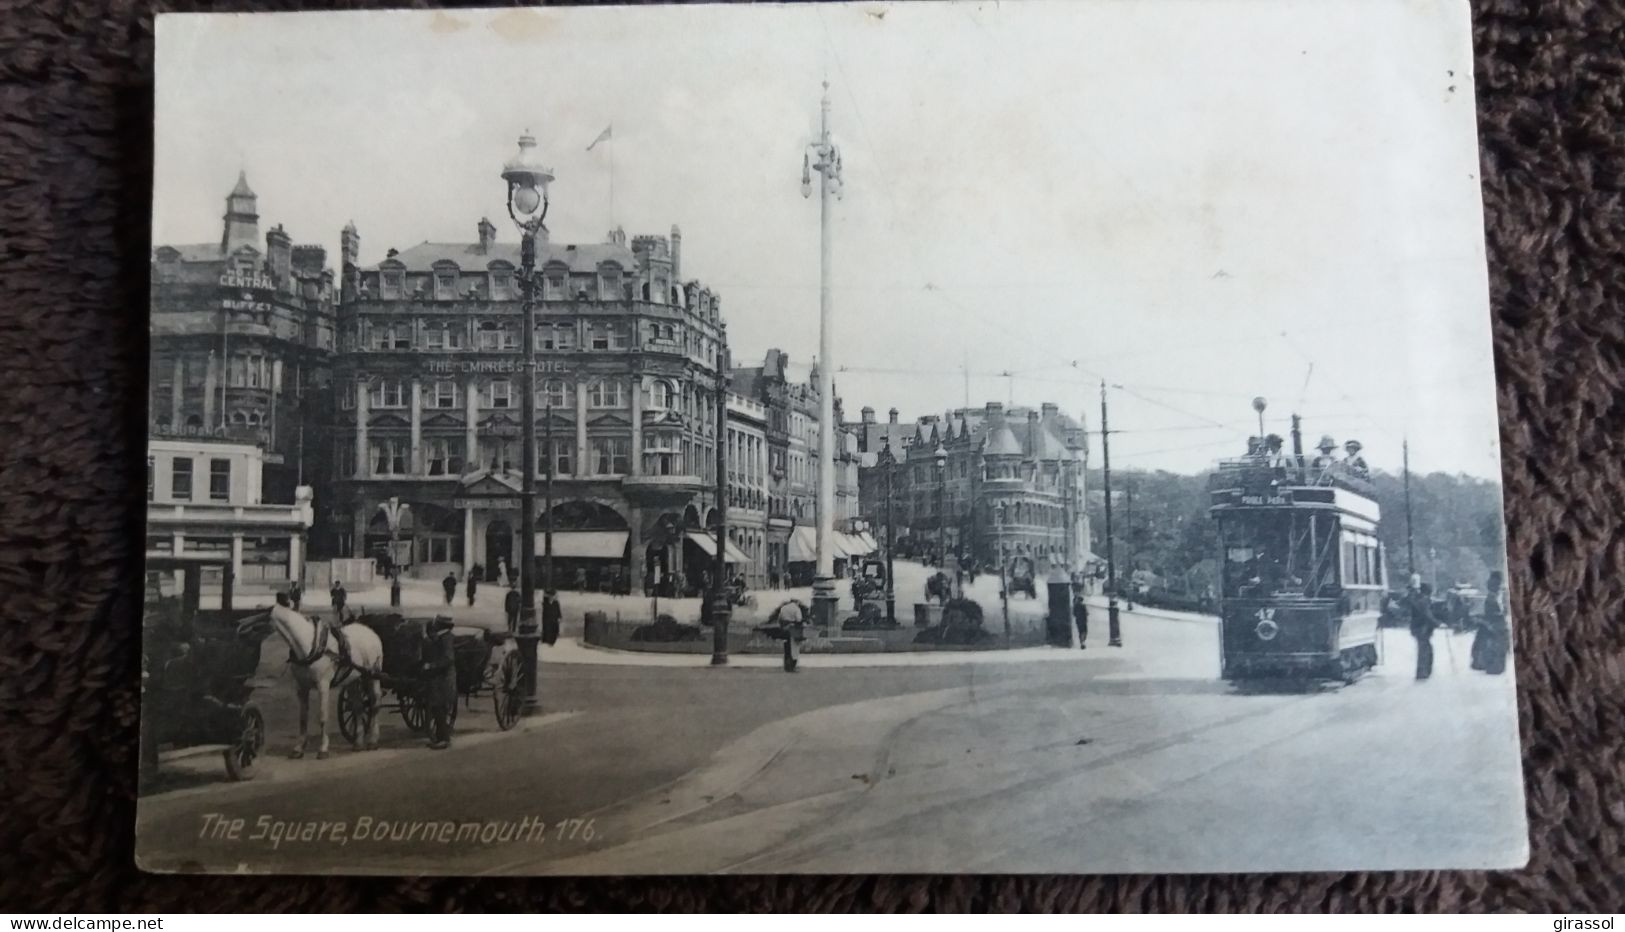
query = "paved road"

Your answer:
(136, 608), (1526, 875)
